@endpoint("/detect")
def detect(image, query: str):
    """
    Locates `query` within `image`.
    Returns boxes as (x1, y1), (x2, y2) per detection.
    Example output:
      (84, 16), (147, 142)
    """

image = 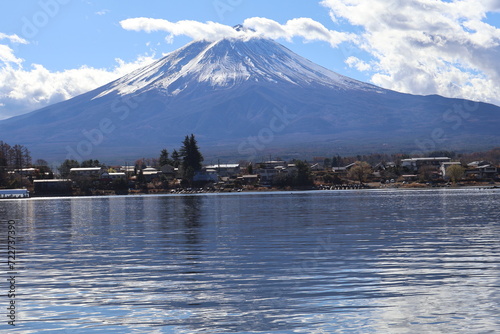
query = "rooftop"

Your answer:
(70, 167), (103, 171)
(205, 164), (240, 169)
(401, 157), (450, 162)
